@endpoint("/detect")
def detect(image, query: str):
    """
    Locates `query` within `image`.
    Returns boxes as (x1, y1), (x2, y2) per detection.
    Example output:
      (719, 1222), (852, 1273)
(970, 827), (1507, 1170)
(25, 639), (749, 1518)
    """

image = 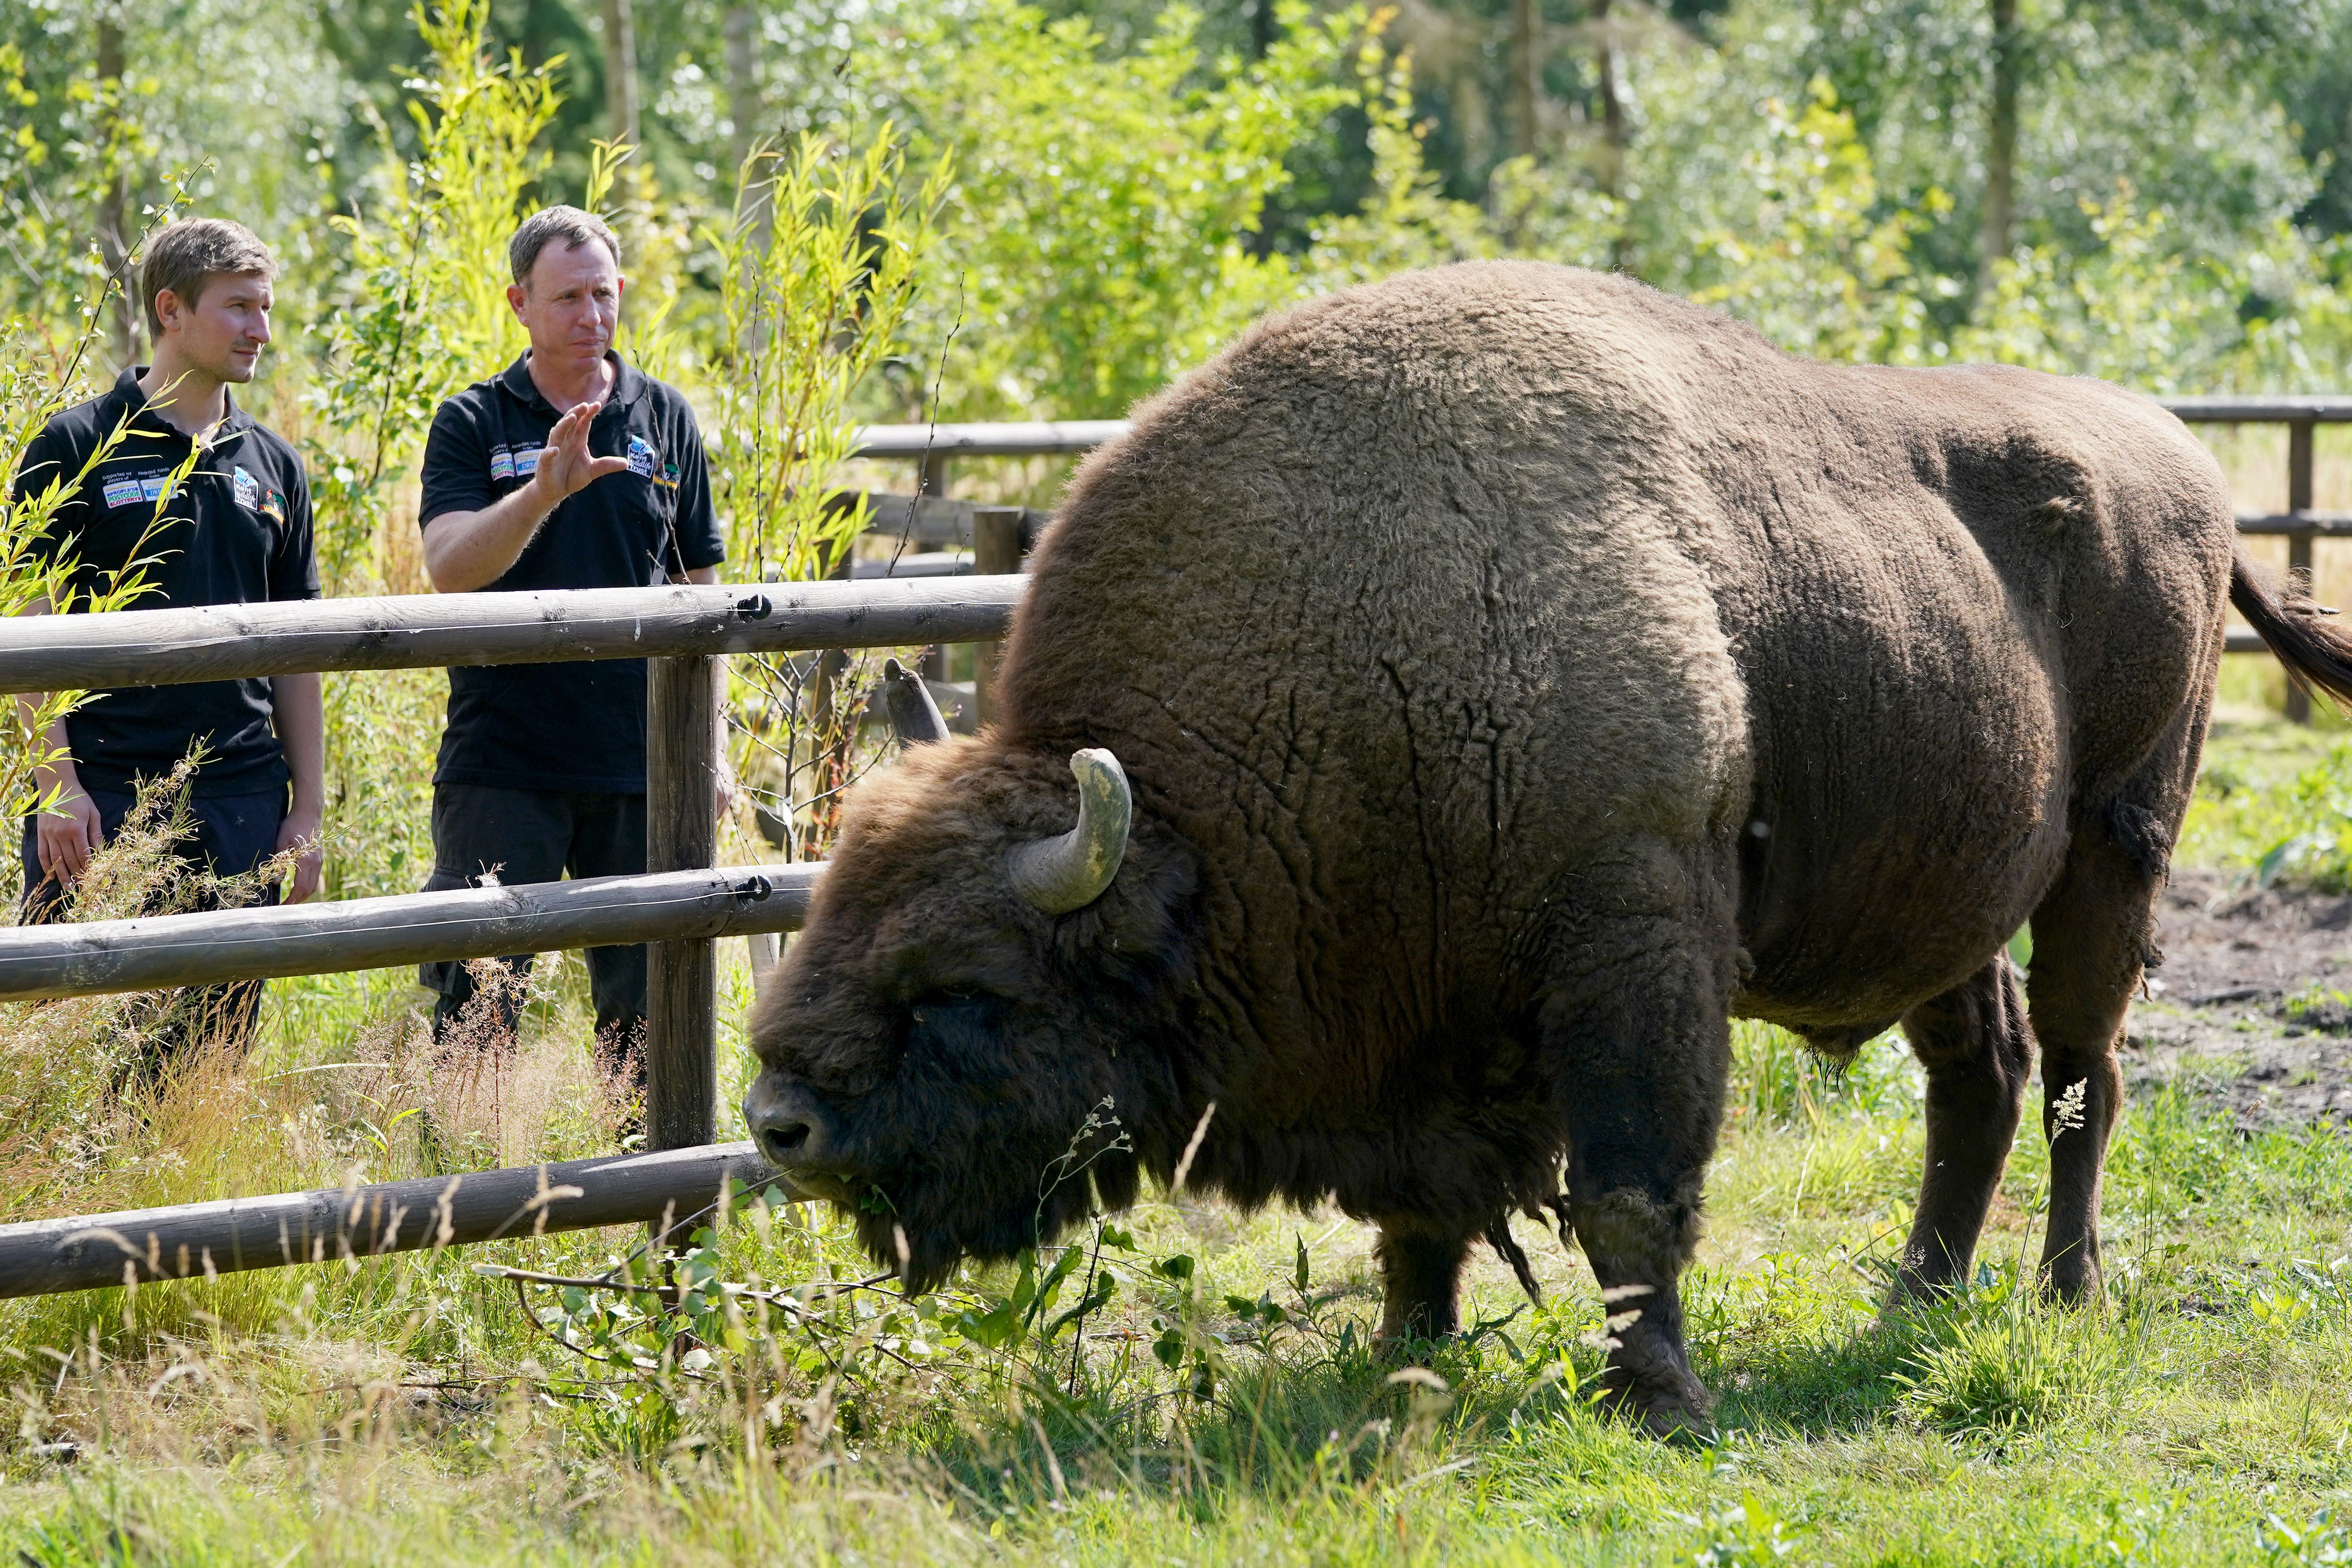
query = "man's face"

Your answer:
(156, 272), (273, 384)
(509, 241), (624, 376)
